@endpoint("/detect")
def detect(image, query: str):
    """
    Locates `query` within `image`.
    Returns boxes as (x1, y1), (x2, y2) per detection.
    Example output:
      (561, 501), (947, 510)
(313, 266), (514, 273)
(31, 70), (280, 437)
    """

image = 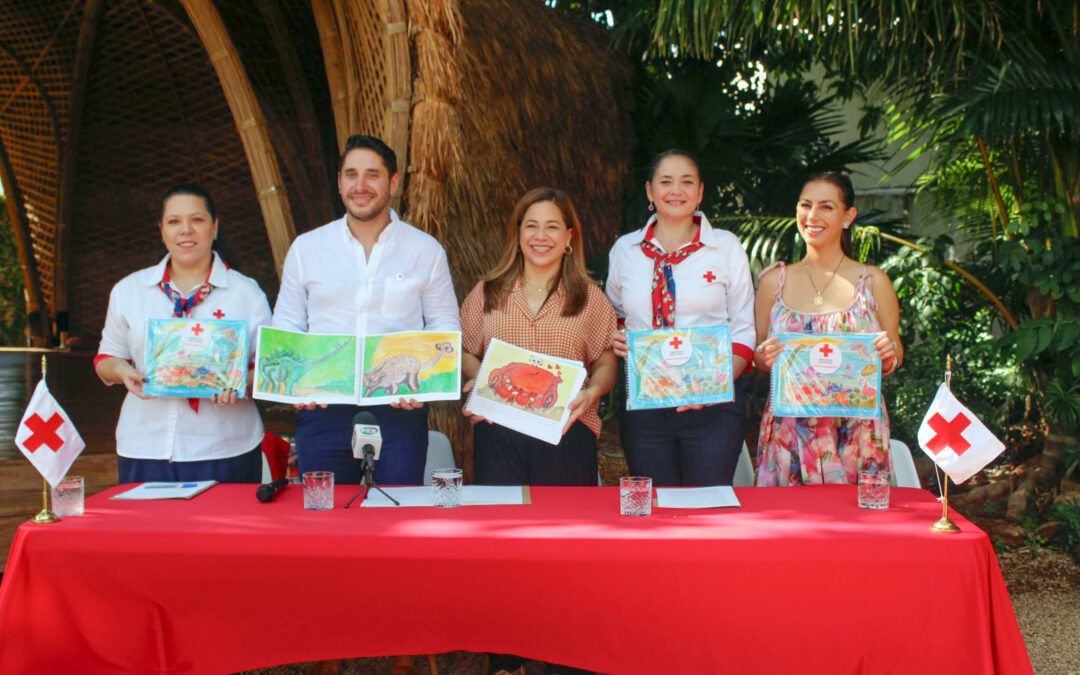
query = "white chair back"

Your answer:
(733, 442), (755, 487)
(889, 439), (921, 488)
(424, 430), (456, 485)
